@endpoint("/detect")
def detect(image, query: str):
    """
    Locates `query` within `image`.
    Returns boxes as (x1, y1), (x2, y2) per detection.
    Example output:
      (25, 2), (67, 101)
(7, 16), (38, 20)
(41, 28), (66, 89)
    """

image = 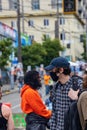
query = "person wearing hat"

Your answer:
(45, 56), (83, 130)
